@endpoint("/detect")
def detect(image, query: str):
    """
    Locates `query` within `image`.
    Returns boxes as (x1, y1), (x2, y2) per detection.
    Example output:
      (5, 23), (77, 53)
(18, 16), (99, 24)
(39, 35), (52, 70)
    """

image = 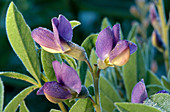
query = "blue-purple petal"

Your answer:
(43, 81), (72, 101)
(131, 79), (148, 103)
(112, 24), (121, 45)
(96, 27), (114, 61)
(156, 90), (170, 94)
(52, 61), (81, 94)
(109, 40), (129, 62)
(128, 41), (137, 54)
(58, 15), (73, 41)
(32, 27), (63, 53)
